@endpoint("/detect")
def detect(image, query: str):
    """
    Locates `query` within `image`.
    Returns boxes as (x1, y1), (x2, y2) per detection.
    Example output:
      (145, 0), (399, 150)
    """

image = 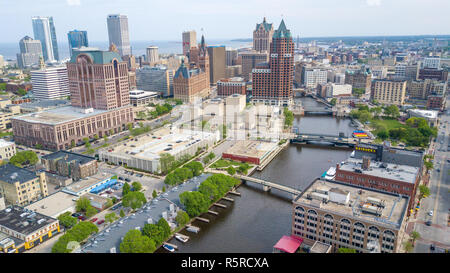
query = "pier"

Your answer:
(164, 242), (178, 250)
(229, 191), (241, 196)
(213, 203), (227, 208)
(208, 210), (219, 215)
(196, 217), (210, 223)
(222, 197), (234, 202)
